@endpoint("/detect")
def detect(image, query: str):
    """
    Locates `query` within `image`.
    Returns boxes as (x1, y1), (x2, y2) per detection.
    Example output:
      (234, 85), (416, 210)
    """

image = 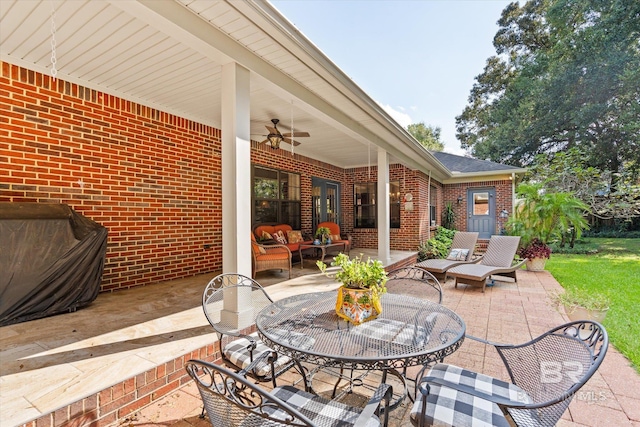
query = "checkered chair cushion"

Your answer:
(410, 364), (533, 427)
(264, 385), (382, 427)
(223, 330), (314, 377)
(350, 314), (437, 347)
